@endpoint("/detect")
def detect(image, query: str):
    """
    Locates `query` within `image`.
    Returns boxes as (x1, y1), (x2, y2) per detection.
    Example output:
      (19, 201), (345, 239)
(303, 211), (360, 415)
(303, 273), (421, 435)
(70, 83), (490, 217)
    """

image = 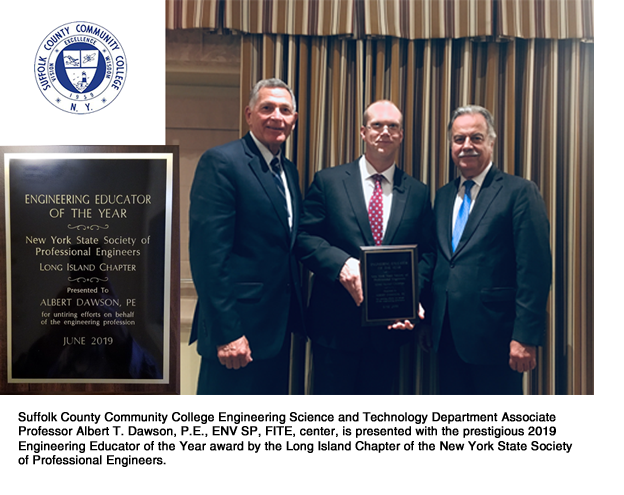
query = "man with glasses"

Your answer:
(296, 100), (434, 394)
